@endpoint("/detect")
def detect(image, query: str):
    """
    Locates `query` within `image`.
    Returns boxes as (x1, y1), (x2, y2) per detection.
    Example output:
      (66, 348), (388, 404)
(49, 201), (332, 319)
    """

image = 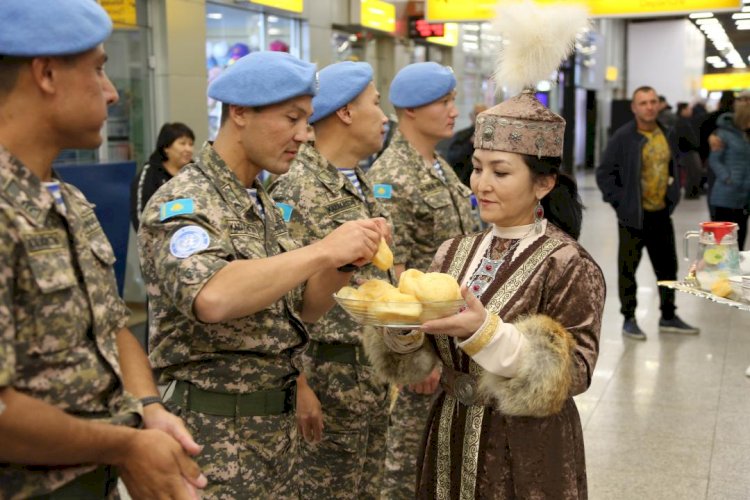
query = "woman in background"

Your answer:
(130, 122), (195, 230)
(708, 95), (750, 250)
